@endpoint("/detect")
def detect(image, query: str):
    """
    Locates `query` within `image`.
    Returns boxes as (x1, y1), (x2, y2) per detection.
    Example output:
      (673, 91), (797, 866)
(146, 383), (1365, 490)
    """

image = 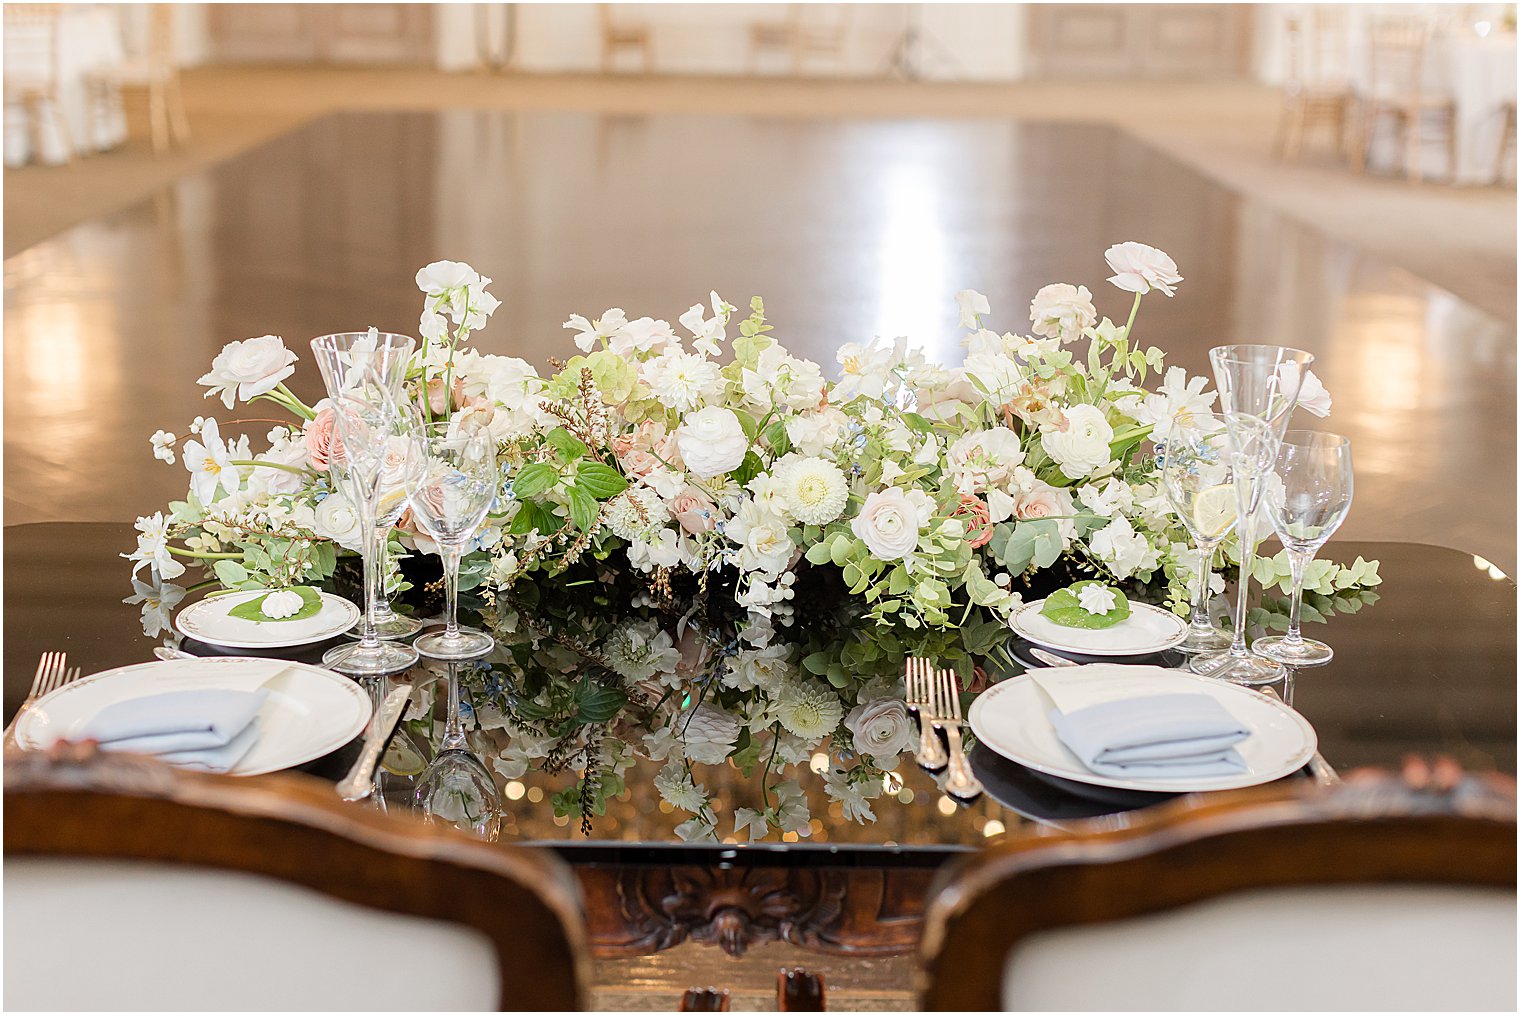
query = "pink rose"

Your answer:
(953, 495), (994, 549)
(1016, 484), (1068, 521)
(620, 449), (660, 478)
(305, 407), (346, 473)
(671, 486), (716, 535)
(419, 376), (466, 417)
